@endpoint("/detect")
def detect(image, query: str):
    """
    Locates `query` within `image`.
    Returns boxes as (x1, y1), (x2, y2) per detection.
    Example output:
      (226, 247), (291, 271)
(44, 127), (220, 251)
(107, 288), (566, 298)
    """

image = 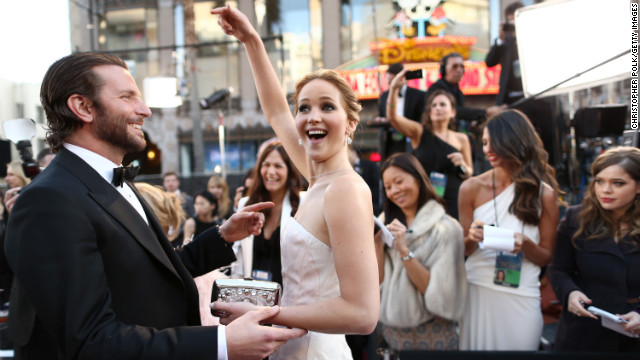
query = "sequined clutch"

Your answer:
(211, 278), (282, 317)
